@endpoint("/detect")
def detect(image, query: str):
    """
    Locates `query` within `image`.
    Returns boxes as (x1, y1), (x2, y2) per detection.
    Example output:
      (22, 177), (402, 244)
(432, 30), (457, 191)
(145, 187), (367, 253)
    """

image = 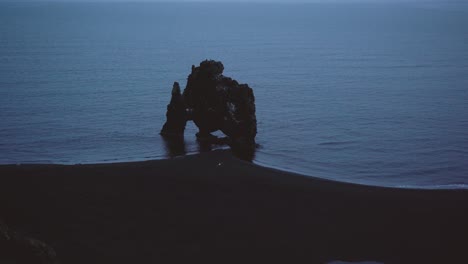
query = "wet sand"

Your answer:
(1, 150), (467, 263)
